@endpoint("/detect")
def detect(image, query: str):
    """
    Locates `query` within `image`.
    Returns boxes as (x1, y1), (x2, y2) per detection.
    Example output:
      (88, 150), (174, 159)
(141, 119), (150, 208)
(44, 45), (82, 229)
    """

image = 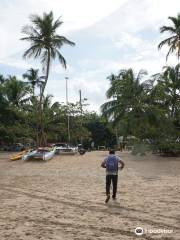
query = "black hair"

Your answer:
(109, 149), (115, 154)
